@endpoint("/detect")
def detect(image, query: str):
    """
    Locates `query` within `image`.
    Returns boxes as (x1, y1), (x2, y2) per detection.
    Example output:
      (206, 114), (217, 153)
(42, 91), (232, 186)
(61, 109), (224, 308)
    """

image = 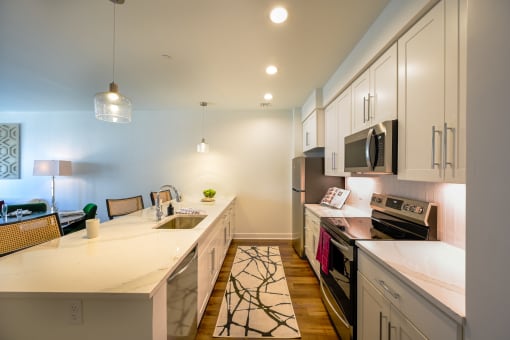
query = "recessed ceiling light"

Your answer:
(270, 7), (288, 24)
(266, 65), (278, 75)
(264, 93), (273, 101)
